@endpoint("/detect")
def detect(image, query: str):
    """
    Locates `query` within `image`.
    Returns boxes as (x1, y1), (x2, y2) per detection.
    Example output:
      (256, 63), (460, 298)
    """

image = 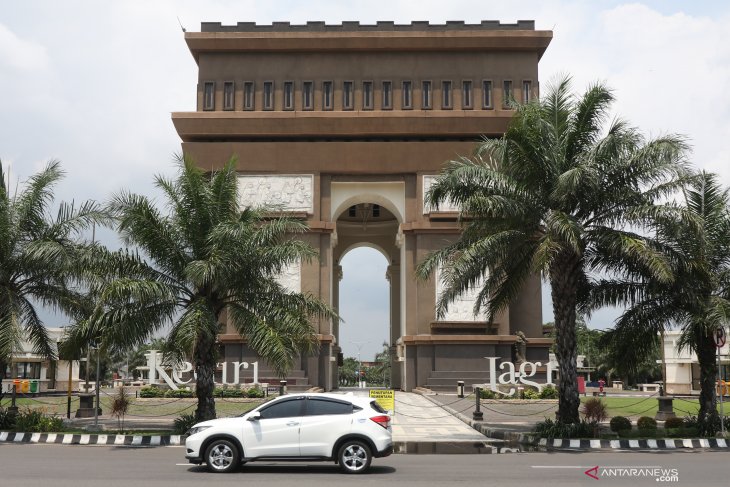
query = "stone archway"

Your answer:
(330, 185), (404, 389)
